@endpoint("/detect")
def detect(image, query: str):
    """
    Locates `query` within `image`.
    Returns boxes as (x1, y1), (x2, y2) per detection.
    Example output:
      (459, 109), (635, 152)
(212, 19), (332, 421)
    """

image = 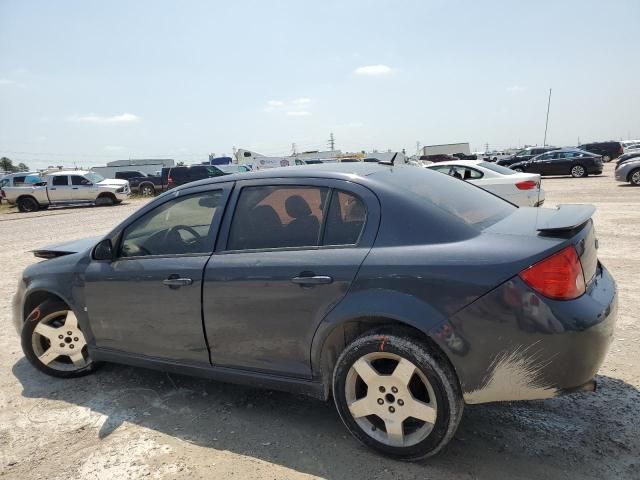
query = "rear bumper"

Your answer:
(434, 264), (617, 404)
